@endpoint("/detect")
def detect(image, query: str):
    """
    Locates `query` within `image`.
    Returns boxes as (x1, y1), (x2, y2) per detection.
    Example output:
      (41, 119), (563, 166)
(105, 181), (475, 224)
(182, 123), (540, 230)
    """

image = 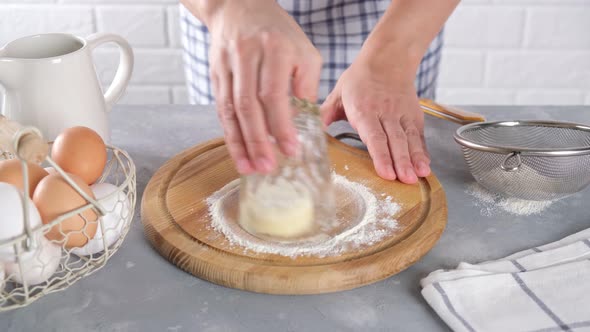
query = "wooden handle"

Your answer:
(419, 99), (486, 124)
(0, 115), (49, 164)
